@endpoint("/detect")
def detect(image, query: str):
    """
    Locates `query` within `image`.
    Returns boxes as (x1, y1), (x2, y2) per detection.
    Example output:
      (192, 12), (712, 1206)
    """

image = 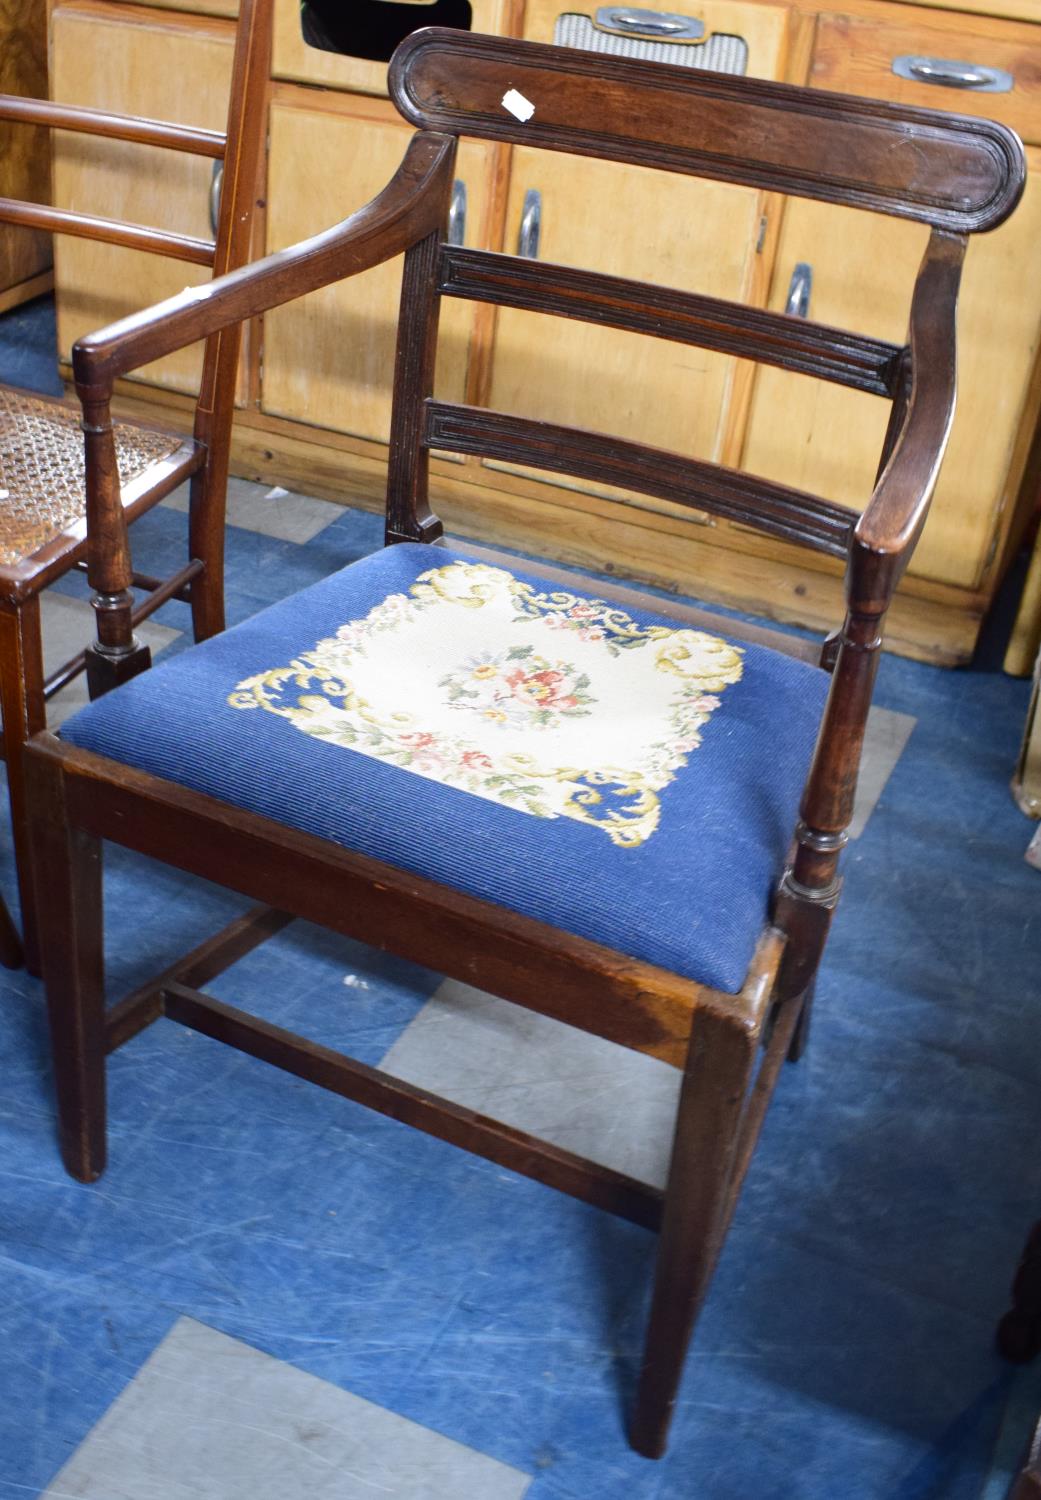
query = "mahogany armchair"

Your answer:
(26, 32), (1025, 1457)
(0, 0), (271, 968)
